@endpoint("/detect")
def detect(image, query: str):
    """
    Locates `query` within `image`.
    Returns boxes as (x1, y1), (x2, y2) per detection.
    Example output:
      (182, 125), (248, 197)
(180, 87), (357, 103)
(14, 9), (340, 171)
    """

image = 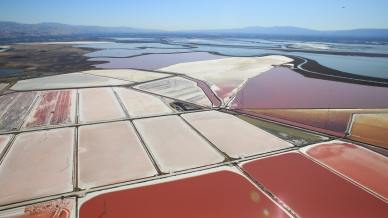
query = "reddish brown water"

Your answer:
(242, 152), (388, 218)
(304, 142), (388, 200)
(80, 170), (290, 218)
